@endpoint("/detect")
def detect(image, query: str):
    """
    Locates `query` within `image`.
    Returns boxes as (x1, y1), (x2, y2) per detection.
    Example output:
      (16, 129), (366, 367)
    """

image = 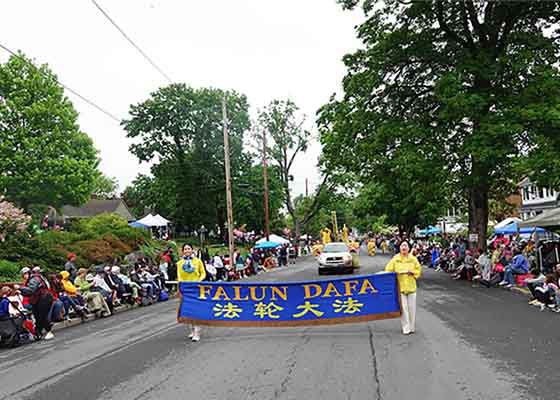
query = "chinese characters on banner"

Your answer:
(177, 273), (401, 327)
